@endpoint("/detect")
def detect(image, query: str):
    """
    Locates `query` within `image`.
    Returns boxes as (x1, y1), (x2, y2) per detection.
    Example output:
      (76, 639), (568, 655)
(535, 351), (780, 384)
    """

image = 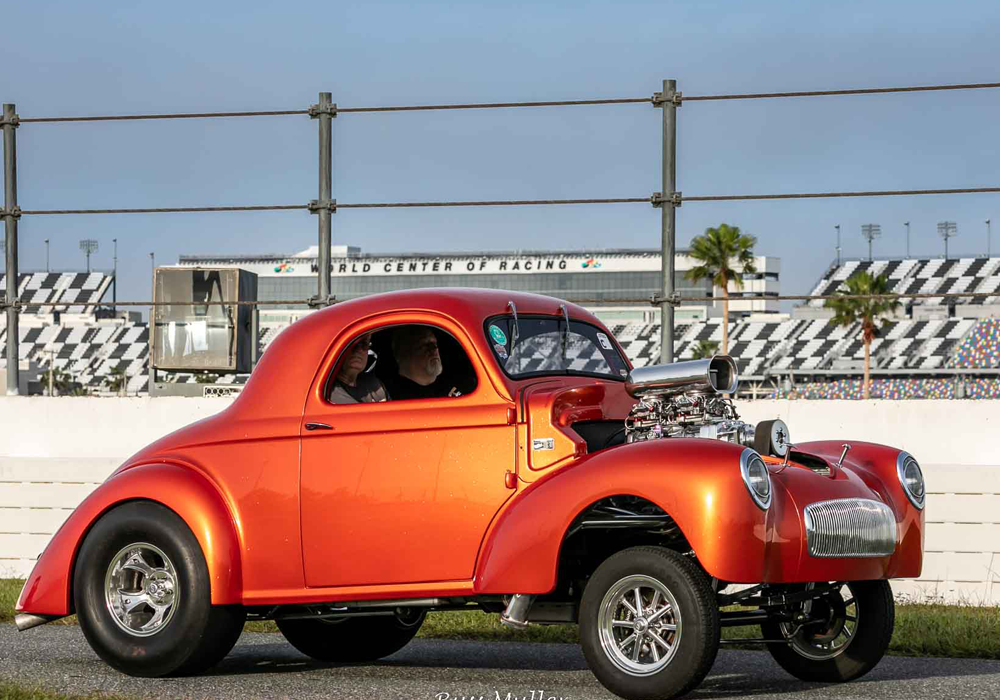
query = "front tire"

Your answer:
(580, 546), (720, 700)
(73, 501), (246, 677)
(762, 580), (894, 683)
(277, 608), (425, 662)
